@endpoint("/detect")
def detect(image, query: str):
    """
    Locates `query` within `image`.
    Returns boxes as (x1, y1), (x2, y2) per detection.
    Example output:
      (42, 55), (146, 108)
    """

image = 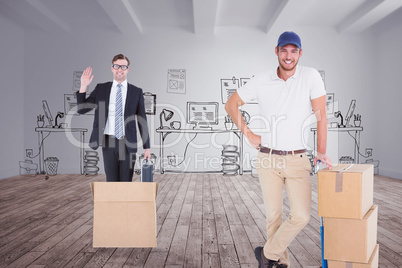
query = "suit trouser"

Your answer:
(102, 135), (136, 182)
(256, 151), (312, 266)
